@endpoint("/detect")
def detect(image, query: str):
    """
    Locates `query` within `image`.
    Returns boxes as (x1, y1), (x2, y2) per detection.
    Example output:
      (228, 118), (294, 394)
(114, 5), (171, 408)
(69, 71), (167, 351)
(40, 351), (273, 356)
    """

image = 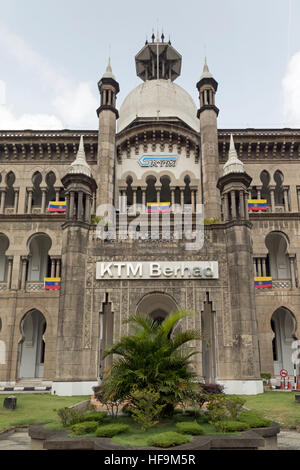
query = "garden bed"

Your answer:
(28, 412), (280, 451)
